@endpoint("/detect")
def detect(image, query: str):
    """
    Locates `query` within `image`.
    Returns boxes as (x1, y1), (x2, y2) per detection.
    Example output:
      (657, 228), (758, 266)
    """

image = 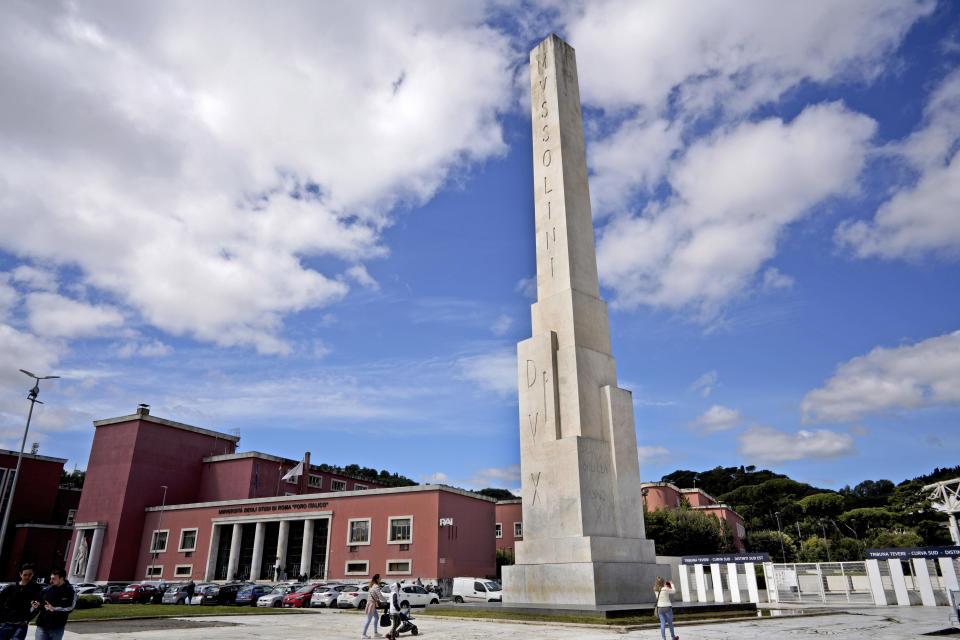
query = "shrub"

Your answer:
(75, 595), (103, 609)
